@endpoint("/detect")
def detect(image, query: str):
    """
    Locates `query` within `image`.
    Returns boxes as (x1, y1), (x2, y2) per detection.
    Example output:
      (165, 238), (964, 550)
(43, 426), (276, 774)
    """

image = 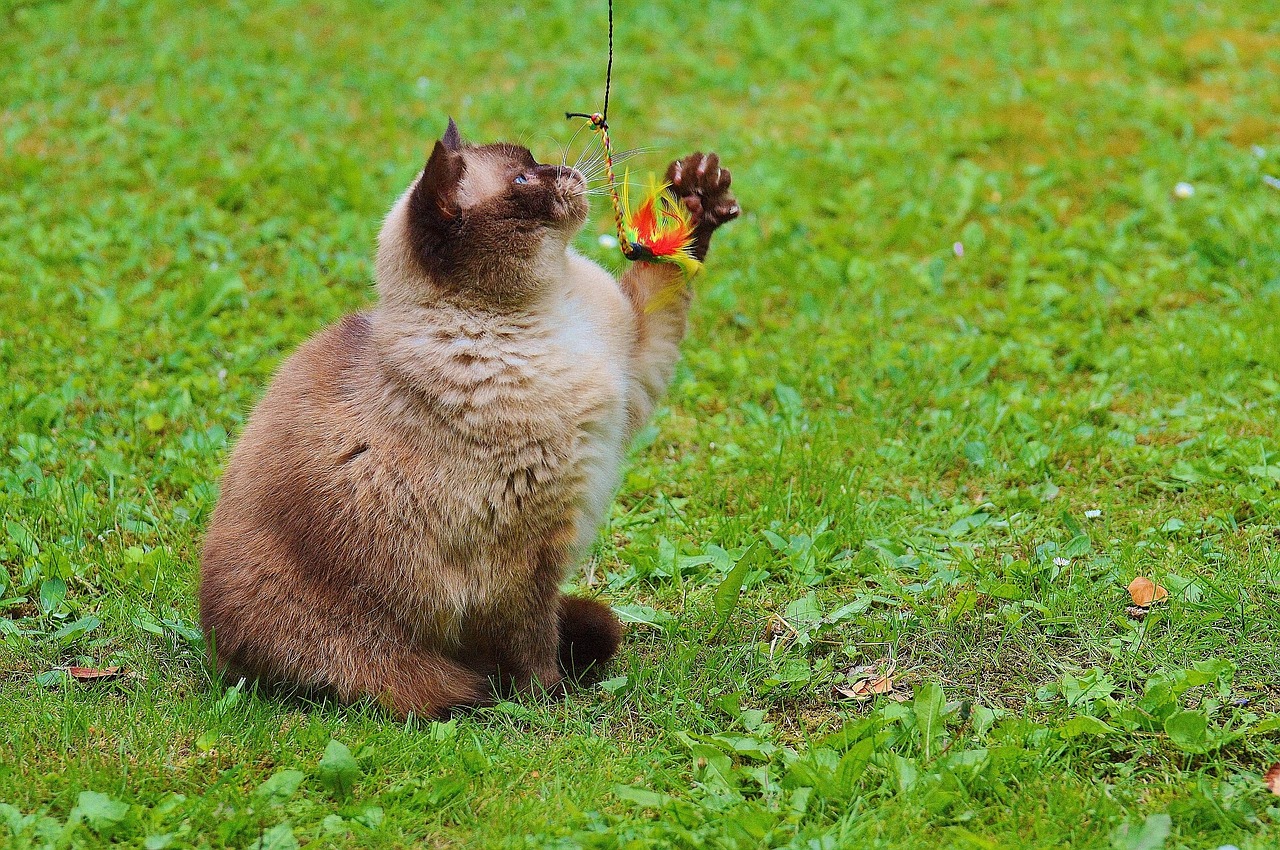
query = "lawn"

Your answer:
(3, 0), (1280, 846)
